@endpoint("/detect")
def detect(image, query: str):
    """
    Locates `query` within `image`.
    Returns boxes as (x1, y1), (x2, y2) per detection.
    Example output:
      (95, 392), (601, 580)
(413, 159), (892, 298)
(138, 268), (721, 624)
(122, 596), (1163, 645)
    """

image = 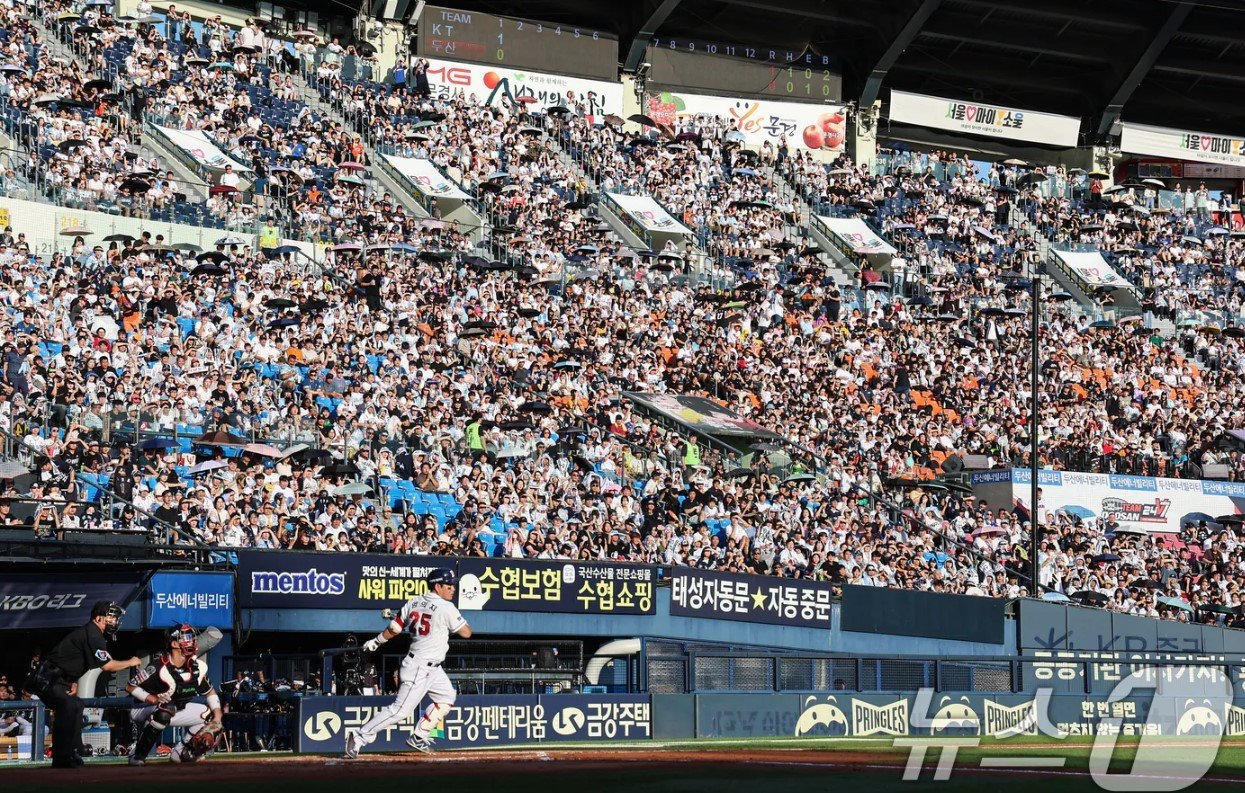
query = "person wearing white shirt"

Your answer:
(218, 165), (241, 189)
